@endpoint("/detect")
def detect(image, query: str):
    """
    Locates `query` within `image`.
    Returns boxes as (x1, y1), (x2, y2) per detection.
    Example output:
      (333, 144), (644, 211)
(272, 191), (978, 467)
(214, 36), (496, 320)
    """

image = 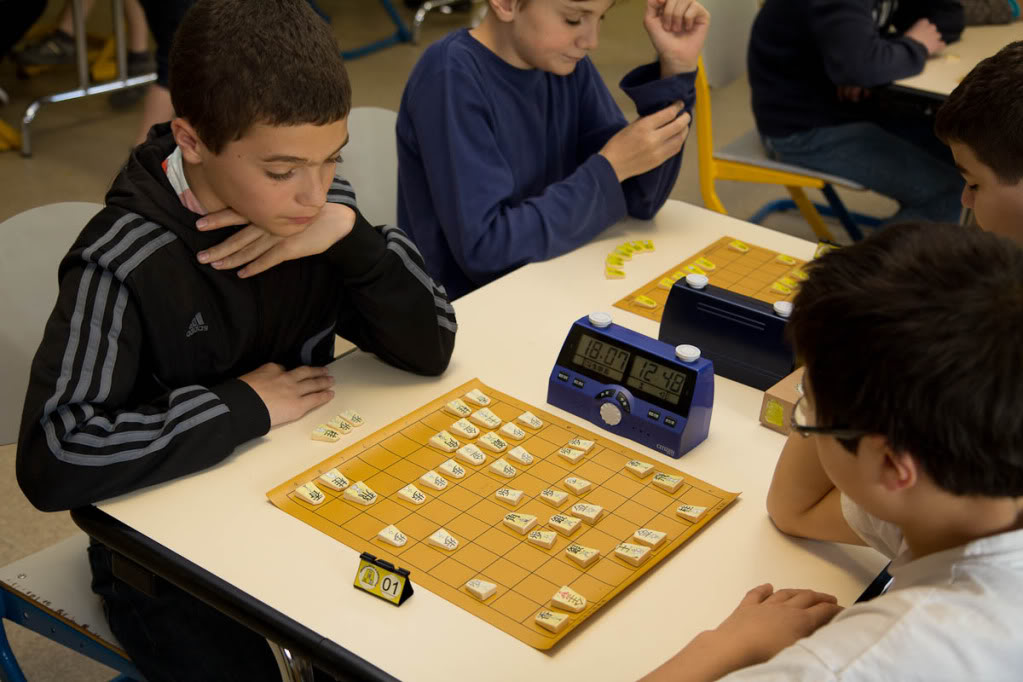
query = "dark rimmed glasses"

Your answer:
(791, 395), (869, 440)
